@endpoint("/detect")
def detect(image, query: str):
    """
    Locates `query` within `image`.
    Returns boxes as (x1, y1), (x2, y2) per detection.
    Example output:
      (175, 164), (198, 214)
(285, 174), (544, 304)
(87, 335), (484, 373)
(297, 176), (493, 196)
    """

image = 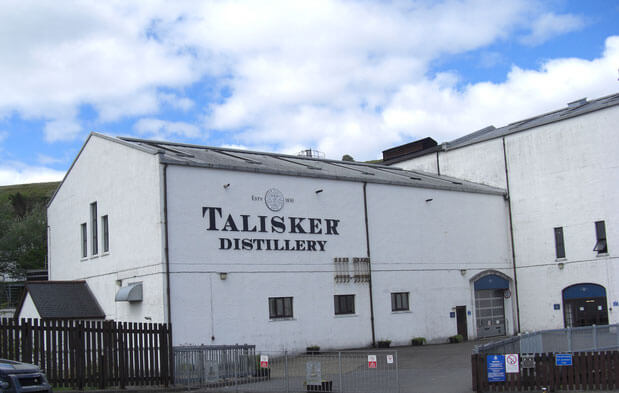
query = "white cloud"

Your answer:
(37, 154), (64, 165)
(520, 13), (585, 46)
(0, 162), (65, 186)
(0, 0), (607, 162)
(134, 118), (201, 139)
(43, 118), (82, 142)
